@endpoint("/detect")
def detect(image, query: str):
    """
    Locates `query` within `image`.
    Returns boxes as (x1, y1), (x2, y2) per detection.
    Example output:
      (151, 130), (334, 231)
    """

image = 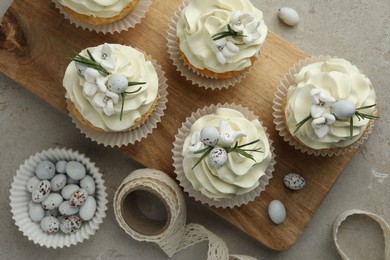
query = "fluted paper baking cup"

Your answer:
(53, 0), (152, 34)
(166, 1), (253, 90)
(272, 56), (377, 157)
(67, 53), (168, 147)
(172, 103), (276, 208)
(9, 147), (108, 248)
